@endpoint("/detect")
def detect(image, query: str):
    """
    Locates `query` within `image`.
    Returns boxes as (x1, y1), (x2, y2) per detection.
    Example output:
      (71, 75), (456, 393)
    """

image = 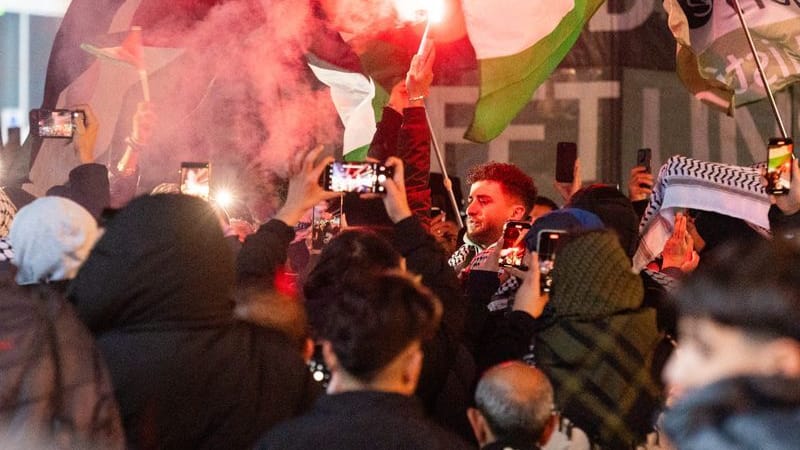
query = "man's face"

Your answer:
(466, 180), (523, 247)
(663, 317), (770, 399)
